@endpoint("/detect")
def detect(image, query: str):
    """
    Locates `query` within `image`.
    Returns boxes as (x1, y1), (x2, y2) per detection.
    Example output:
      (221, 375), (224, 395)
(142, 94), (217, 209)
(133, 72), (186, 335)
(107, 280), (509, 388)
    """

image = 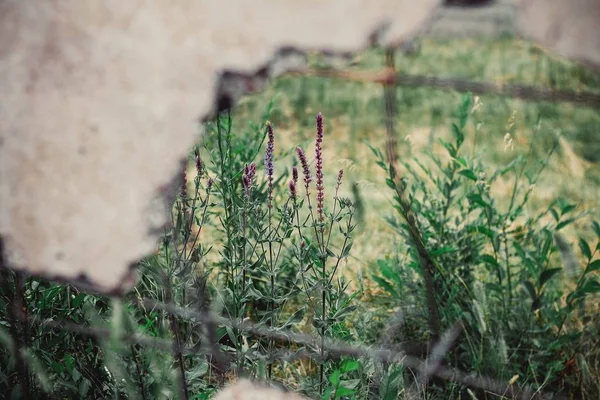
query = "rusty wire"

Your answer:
(285, 67), (600, 108)
(14, 295), (561, 400)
